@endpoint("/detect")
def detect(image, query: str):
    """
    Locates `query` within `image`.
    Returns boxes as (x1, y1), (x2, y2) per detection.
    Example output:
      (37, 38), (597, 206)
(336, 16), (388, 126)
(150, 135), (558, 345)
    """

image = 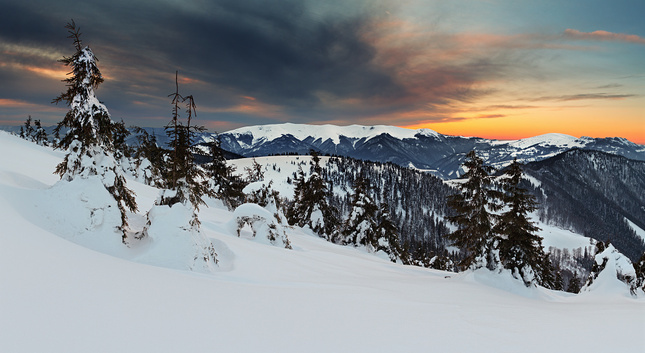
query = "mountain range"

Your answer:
(215, 123), (645, 179)
(4, 123), (642, 180)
